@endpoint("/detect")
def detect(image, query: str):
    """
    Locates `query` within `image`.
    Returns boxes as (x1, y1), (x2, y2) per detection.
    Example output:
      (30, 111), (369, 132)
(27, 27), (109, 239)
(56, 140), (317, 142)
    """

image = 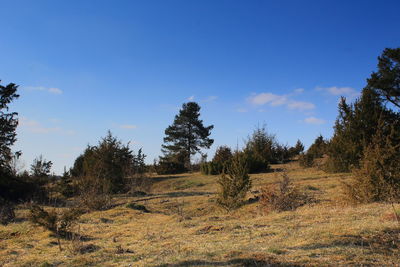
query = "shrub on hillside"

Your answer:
(343, 119), (400, 204)
(298, 153), (315, 168)
(217, 152), (251, 211)
(201, 146), (233, 175)
(259, 173), (311, 212)
(155, 160), (186, 175)
(78, 177), (112, 211)
(28, 204), (82, 238)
